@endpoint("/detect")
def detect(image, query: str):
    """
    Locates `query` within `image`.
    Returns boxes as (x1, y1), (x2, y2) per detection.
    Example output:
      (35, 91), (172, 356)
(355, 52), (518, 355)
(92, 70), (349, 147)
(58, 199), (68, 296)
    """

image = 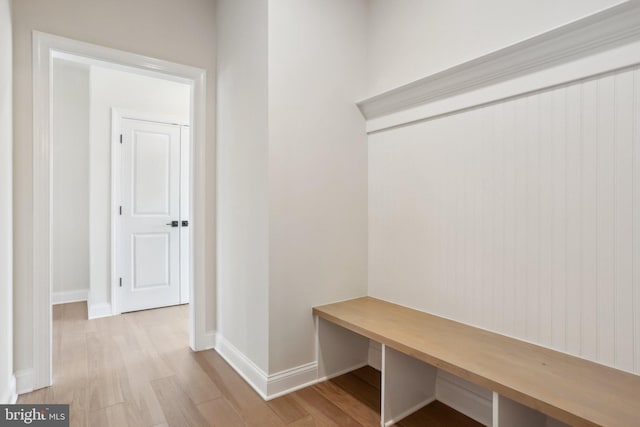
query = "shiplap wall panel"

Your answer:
(634, 70), (640, 374)
(368, 66), (640, 374)
(581, 79), (598, 361)
(615, 71), (635, 372)
(596, 75), (616, 367)
(550, 87), (567, 352)
(566, 84), (582, 356)
(539, 91), (554, 349)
